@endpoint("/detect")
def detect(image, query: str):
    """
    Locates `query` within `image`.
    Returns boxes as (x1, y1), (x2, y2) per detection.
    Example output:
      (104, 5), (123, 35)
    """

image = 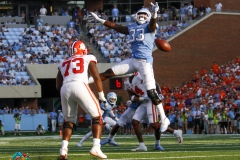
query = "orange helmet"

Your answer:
(70, 41), (87, 56)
